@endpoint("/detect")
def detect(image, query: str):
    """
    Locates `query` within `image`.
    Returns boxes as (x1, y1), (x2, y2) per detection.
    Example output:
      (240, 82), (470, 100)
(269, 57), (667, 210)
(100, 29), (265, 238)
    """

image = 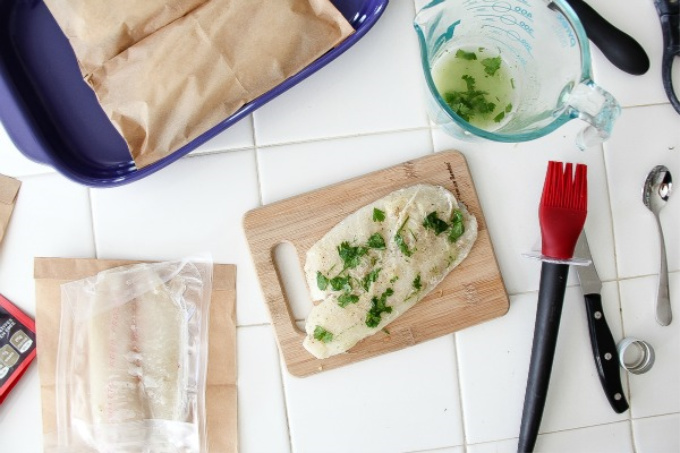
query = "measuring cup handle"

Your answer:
(567, 81), (621, 149)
